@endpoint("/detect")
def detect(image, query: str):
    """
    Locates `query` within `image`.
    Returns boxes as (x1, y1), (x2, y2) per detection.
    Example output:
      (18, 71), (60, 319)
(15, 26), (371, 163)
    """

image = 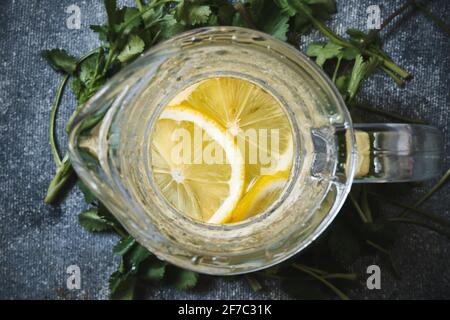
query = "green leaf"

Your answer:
(347, 54), (380, 100)
(305, 0), (336, 15)
(128, 244), (151, 272)
(109, 271), (136, 300)
(174, 269), (199, 290)
(346, 28), (367, 41)
(141, 260), (166, 281)
(70, 78), (83, 100)
(78, 181), (95, 204)
(117, 34), (145, 63)
(263, 13), (290, 41)
(114, 236), (136, 256)
(44, 154), (74, 204)
(104, 0), (118, 39)
(79, 208), (112, 232)
(174, 2), (212, 26)
(341, 47), (359, 60)
(274, 0), (297, 16)
(335, 74), (349, 96)
(119, 7), (142, 35)
(41, 49), (77, 74)
(306, 42), (342, 67)
(79, 54), (99, 86)
(158, 14), (186, 41)
(97, 202), (122, 228)
(188, 5), (211, 25)
(90, 25), (109, 43)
